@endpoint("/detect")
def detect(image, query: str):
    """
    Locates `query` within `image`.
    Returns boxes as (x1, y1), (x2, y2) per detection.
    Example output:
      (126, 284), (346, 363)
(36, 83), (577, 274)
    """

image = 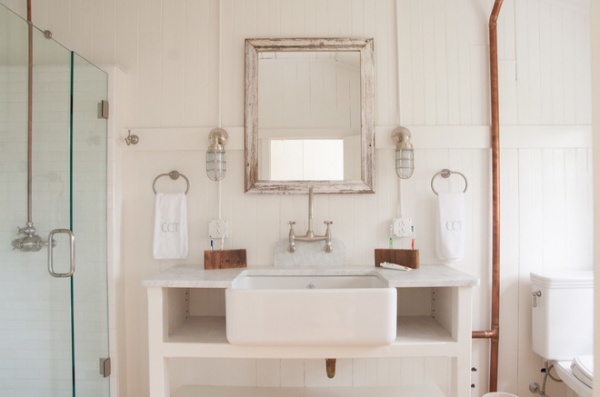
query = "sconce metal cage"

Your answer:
(206, 128), (228, 181)
(391, 126), (414, 179)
